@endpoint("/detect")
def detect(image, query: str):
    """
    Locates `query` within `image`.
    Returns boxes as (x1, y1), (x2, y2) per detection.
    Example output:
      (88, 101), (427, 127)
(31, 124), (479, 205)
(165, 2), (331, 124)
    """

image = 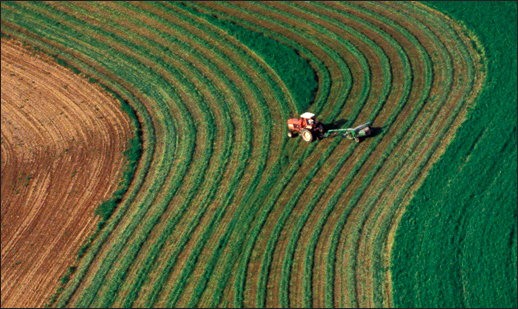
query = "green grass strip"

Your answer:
(361, 2), (470, 306)
(392, 2), (515, 308)
(312, 3), (418, 306)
